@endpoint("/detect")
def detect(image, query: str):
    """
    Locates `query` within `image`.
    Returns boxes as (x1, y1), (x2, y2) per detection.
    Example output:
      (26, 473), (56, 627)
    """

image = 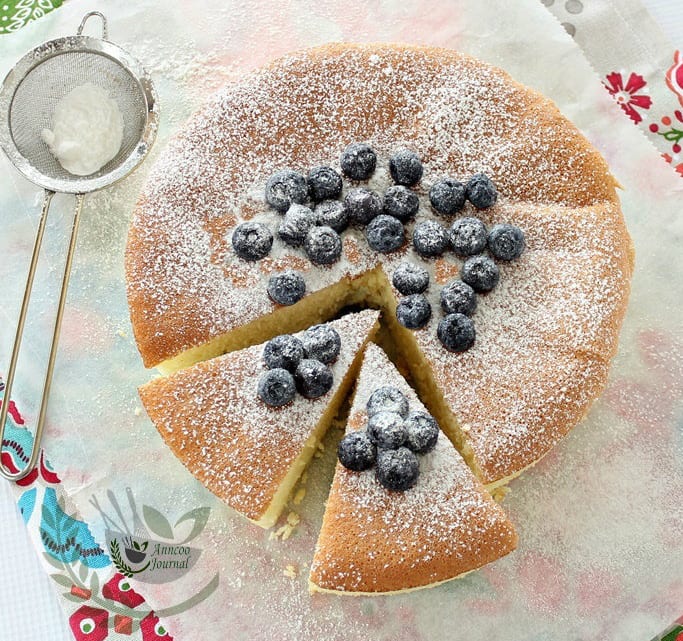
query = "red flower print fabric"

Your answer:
(603, 71), (652, 123)
(102, 573), (146, 608)
(666, 51), (683, 109)
(140, 612), (173, 640)
(69, 606), (109, 641)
